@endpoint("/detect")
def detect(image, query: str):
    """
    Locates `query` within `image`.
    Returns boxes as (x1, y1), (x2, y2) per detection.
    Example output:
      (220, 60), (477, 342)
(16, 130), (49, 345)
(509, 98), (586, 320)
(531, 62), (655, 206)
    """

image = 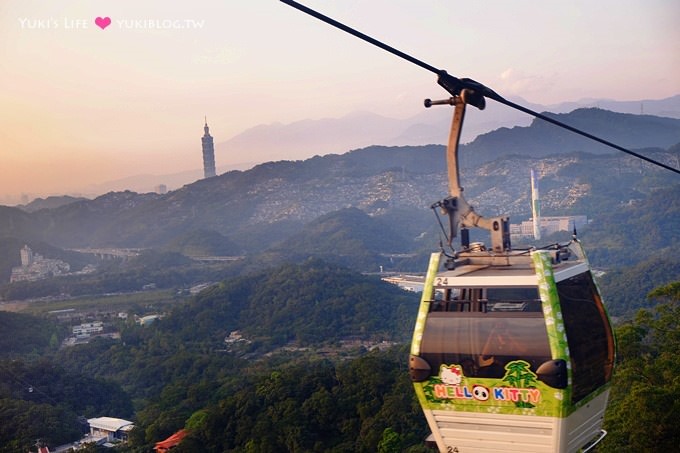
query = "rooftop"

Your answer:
(88, 416), (134, 432)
